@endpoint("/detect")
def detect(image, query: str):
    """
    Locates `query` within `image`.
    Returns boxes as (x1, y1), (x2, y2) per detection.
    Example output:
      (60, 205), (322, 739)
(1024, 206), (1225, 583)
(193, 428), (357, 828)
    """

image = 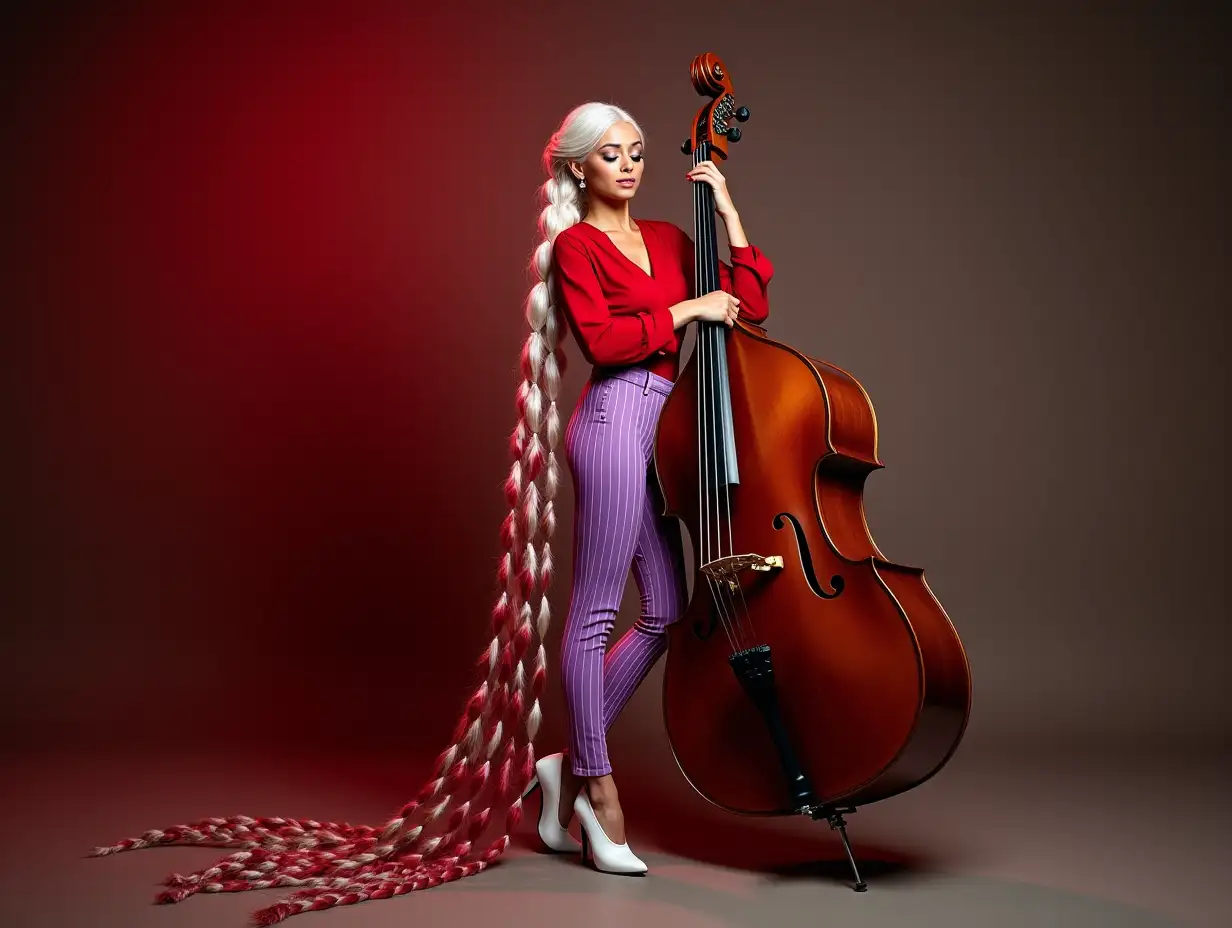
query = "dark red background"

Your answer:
(5, 1), (1227, 788)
